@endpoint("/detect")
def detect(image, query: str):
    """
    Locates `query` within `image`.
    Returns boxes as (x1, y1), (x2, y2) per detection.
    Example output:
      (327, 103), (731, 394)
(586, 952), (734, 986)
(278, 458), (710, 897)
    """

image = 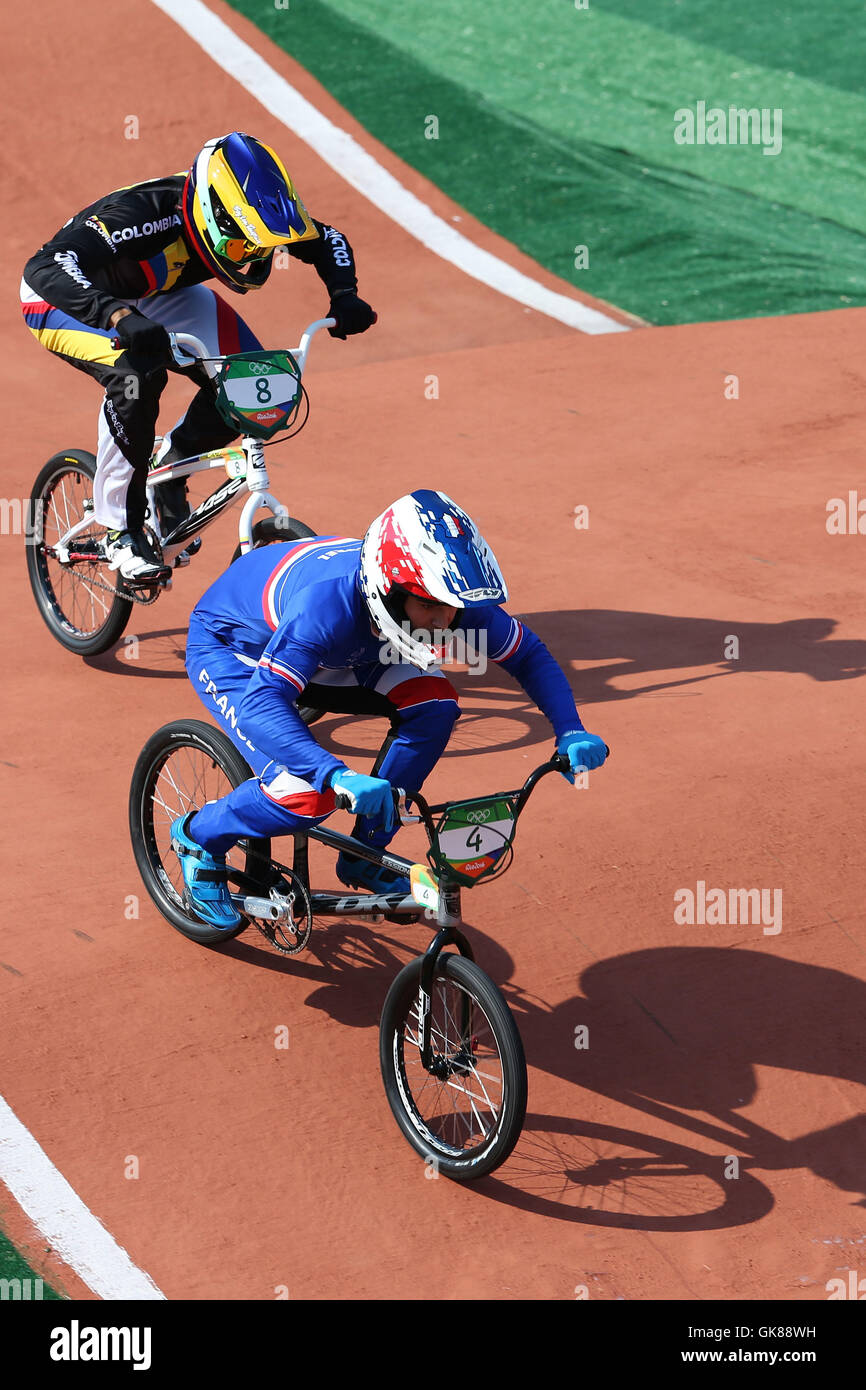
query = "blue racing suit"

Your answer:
(185, 536), (585, 854)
